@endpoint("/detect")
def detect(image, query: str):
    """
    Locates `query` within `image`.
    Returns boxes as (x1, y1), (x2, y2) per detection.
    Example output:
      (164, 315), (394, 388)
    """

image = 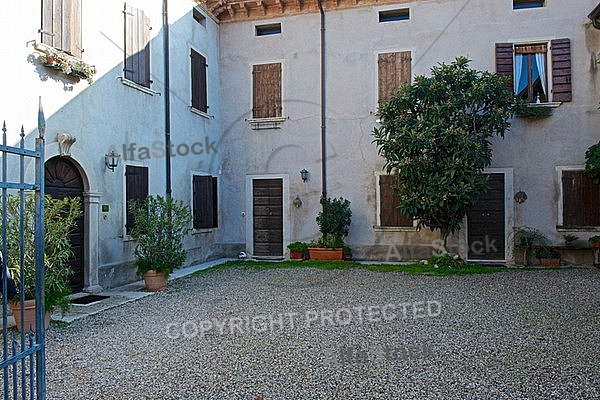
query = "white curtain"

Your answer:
(534, 53), (546, 97)
(514, 55), (526, 95)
